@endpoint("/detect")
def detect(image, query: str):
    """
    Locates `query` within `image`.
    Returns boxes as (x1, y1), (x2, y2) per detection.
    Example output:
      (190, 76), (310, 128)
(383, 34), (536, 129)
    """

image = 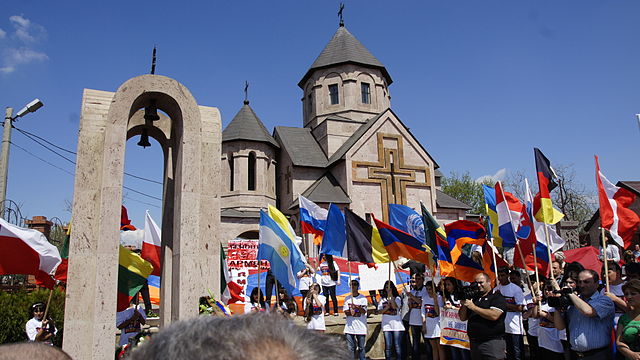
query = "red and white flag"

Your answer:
(141, 211), (162, 276)
(0, 218), (61, 288)
(595, 156), (640, 248)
